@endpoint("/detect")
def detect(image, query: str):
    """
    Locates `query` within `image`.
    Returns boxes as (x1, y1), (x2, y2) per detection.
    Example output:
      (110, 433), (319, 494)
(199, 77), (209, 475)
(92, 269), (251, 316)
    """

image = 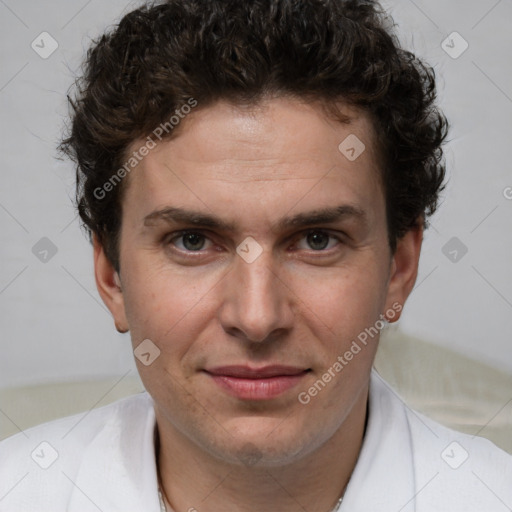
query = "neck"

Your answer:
(156, 387), (368, 512)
